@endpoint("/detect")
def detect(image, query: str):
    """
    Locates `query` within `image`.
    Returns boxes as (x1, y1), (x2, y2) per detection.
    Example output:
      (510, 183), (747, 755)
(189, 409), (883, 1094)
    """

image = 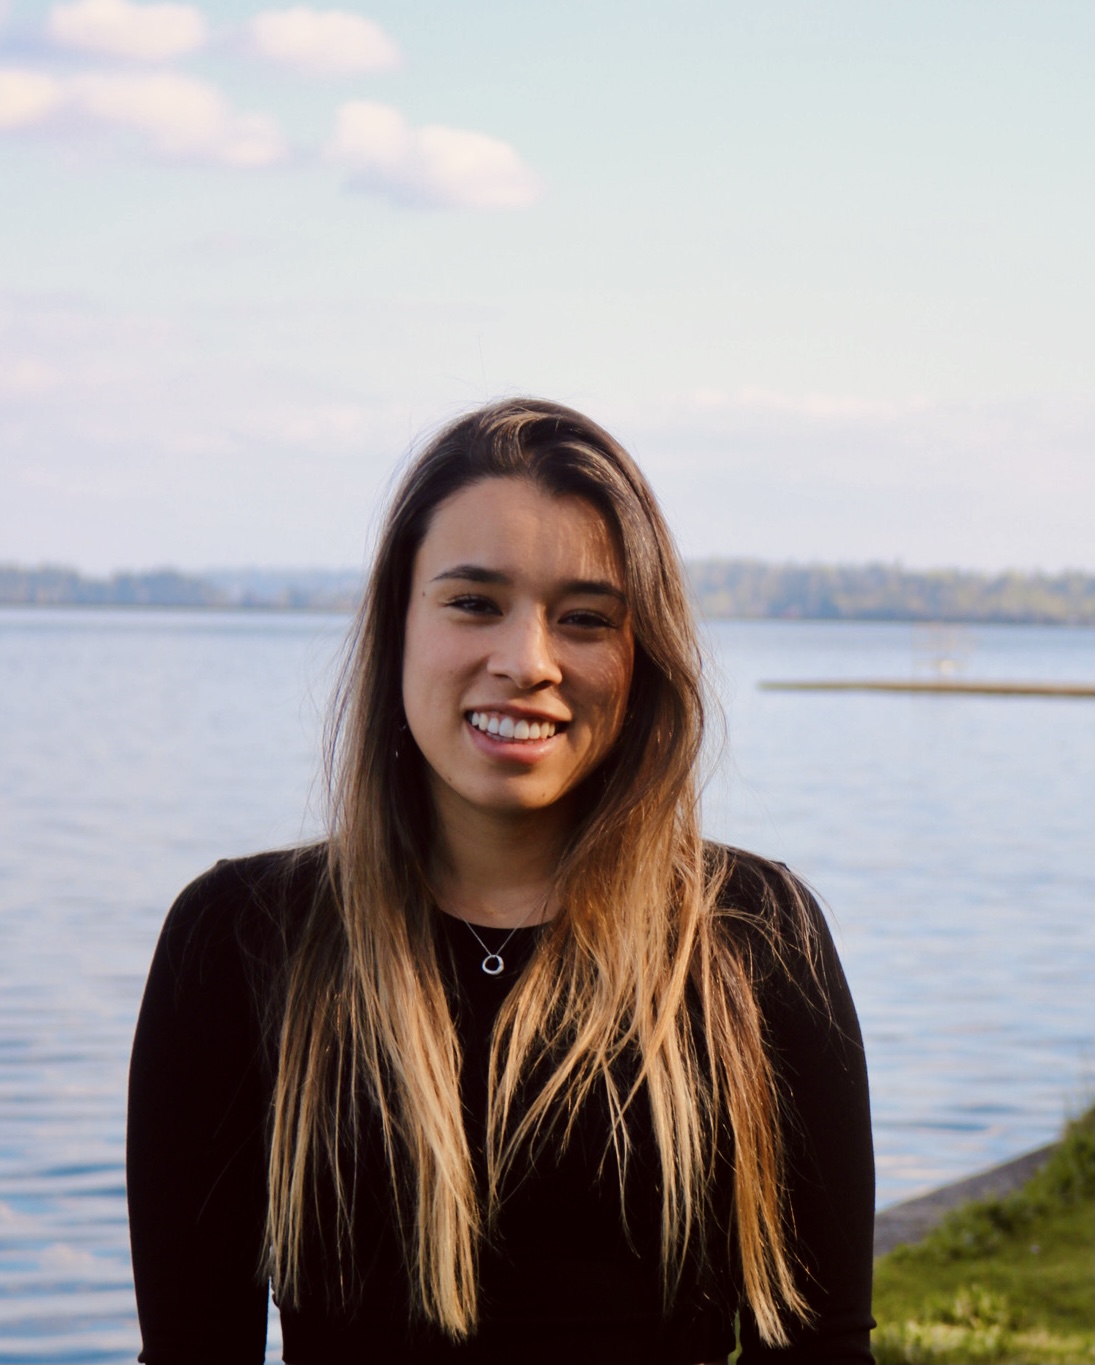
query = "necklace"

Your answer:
(458, 907), (541, 976)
